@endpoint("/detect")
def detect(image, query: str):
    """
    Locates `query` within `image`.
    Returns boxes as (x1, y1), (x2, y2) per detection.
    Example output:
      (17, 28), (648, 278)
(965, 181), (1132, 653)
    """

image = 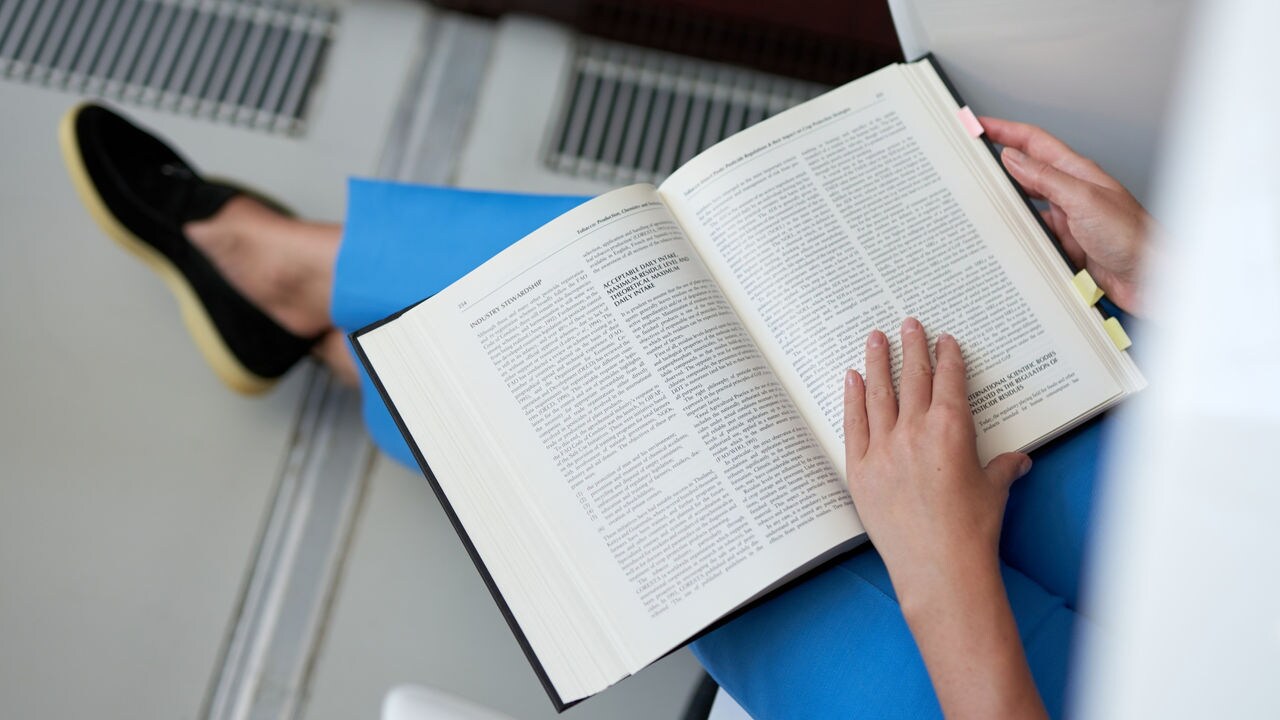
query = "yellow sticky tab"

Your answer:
(1103, 317), (1132, 351)
(1073, 269), (1104, 305)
